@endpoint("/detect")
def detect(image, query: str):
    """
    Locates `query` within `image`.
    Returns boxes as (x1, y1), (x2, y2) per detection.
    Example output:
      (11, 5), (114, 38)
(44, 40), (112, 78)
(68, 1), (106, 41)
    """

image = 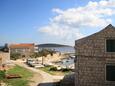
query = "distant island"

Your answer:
(38, 43), (72, 47)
